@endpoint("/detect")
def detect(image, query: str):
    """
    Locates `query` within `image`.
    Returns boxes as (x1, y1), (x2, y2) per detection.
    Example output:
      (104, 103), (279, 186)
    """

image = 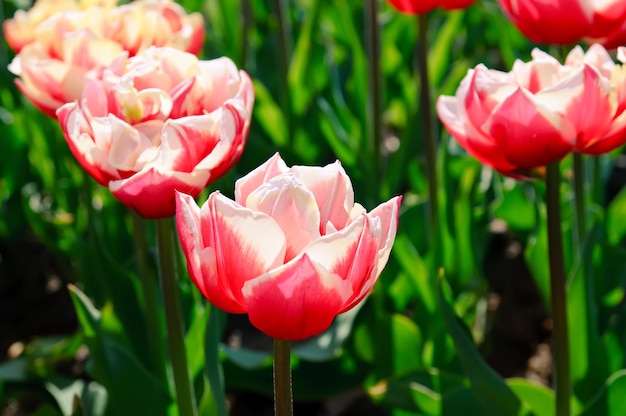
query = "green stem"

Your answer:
(572, 153), (586, 251)
(131, 212), (166, 383)
(156, 218), (197, 416)
(417, 13), (441, 269)
(592, 155), (603, 207)
(273, 339), (293, 416)
(365, 0), (382, 188)
(273, 0), (293, 150)
(546, 162), (571, 416)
